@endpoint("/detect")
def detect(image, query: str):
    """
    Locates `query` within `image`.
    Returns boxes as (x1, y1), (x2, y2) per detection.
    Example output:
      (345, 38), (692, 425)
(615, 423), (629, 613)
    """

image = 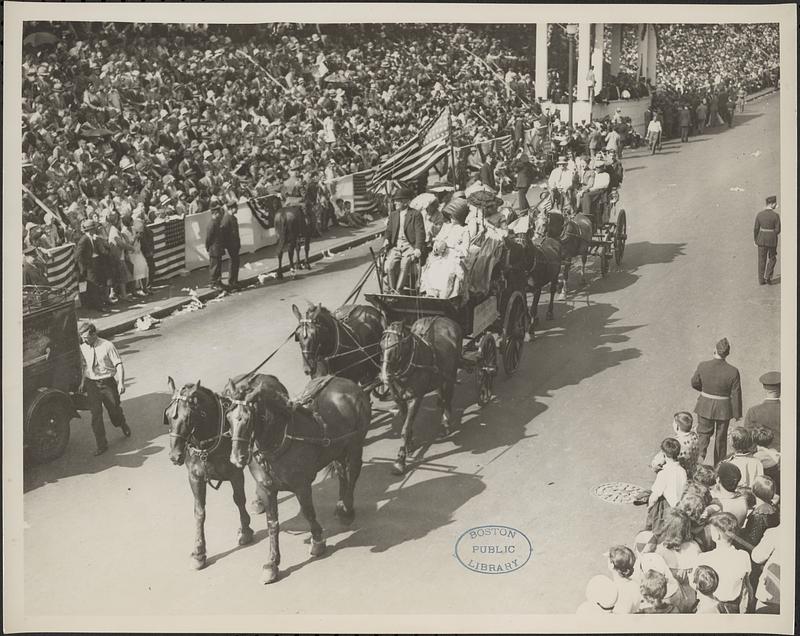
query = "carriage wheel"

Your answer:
(614, 211), (627, 265)
(26, 391), (72, 464)
(502, 292), (526, 376)
(475, 334), (497, 406)
(599, 246), (609, 278)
